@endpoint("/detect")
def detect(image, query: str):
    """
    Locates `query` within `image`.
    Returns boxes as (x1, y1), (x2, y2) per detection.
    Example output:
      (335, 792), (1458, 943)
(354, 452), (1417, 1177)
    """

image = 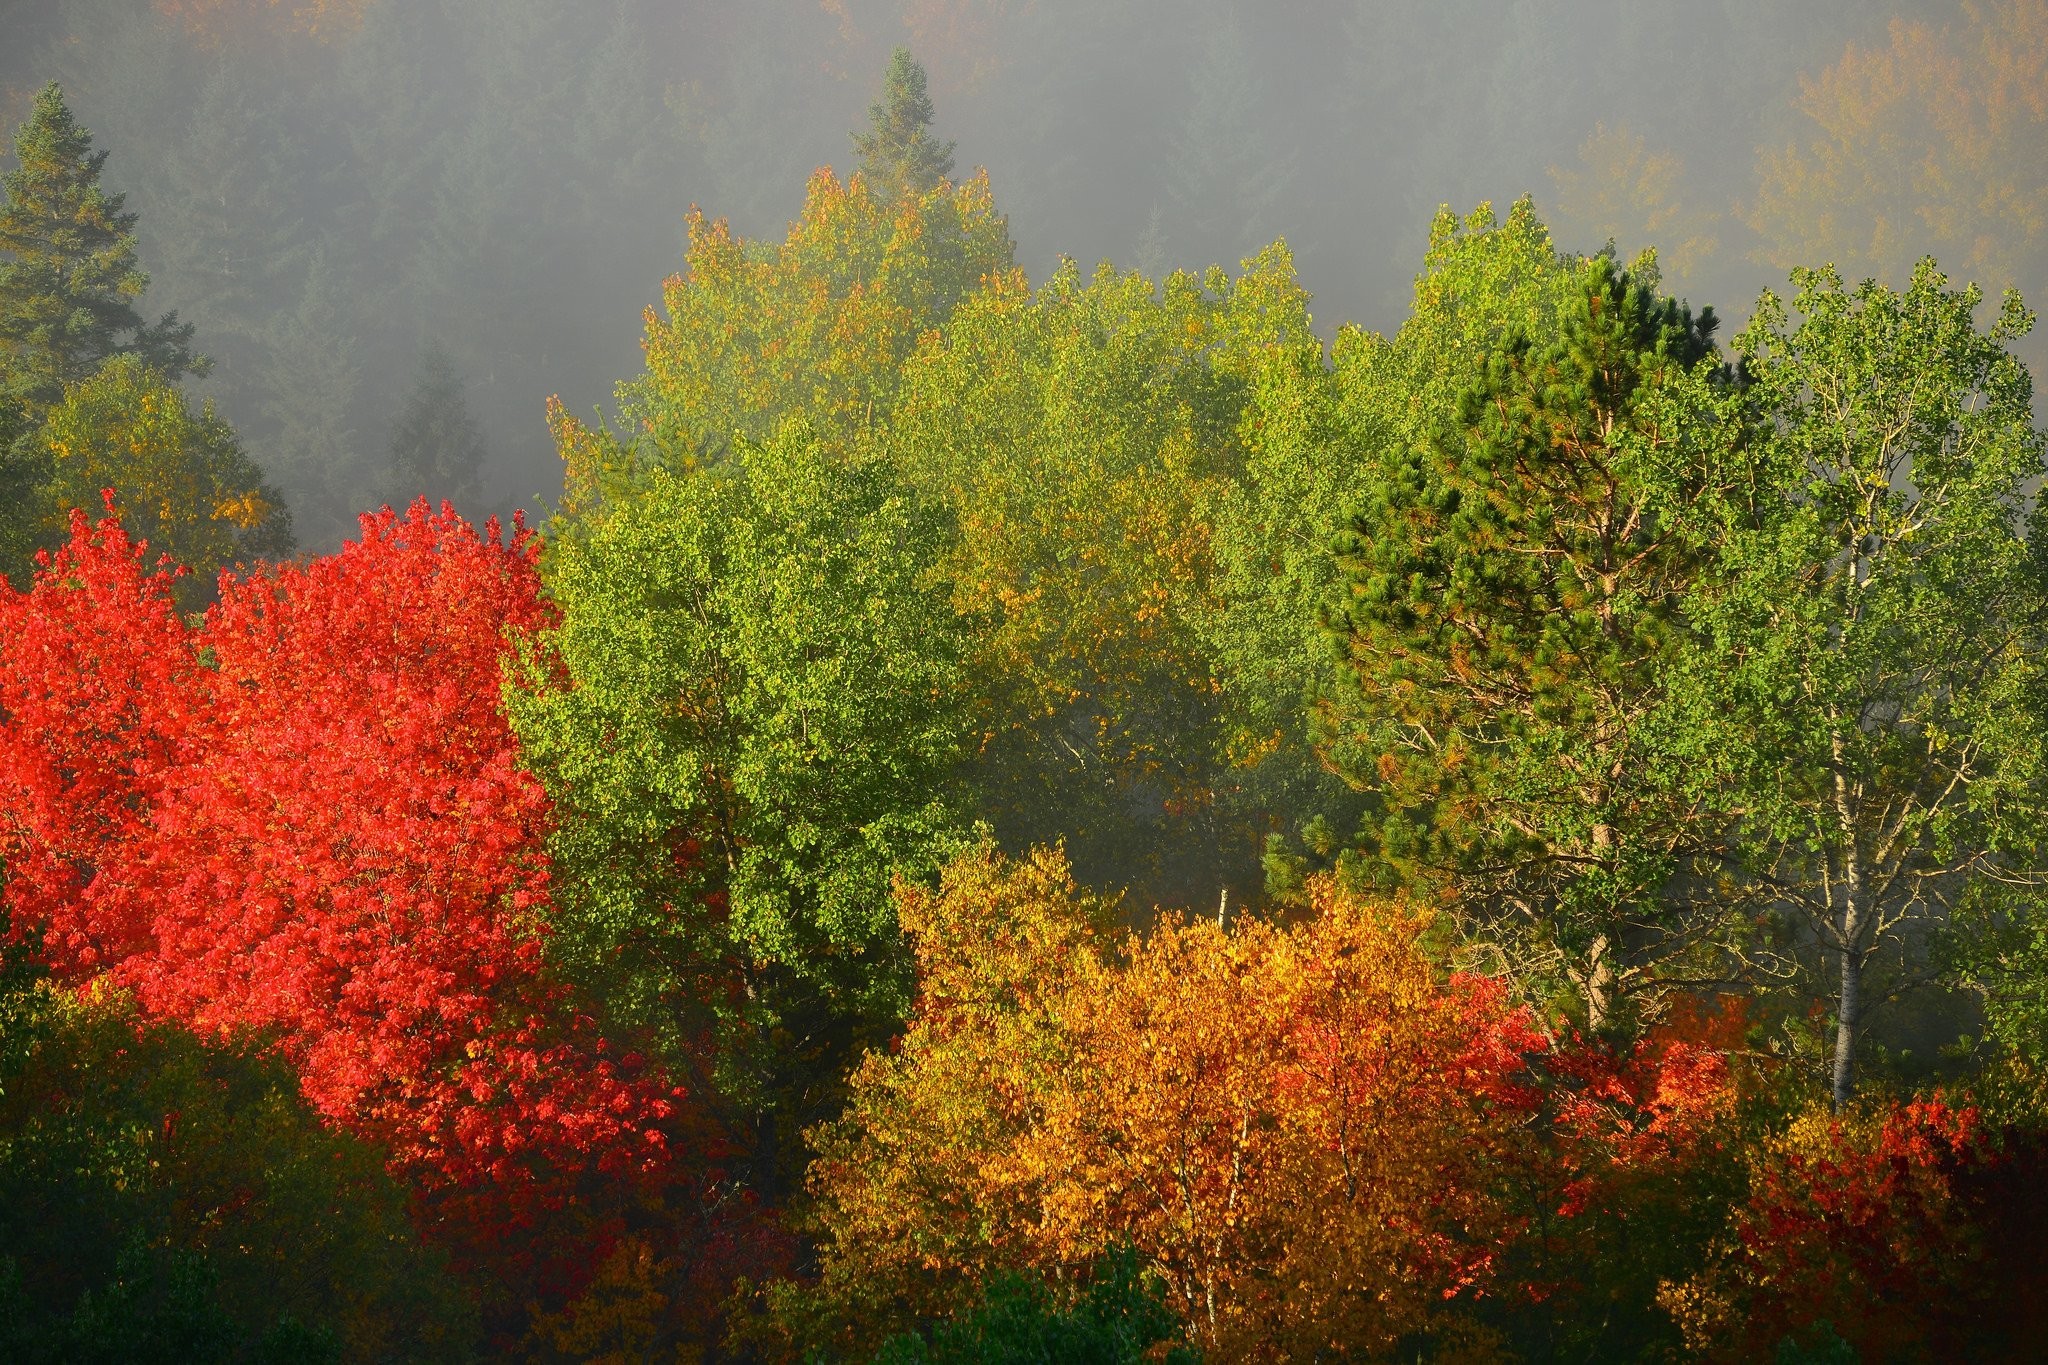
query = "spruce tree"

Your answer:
(851, 48), (955, 200)
(0, 84), (198, 418)
(385, 345), (485, 512)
